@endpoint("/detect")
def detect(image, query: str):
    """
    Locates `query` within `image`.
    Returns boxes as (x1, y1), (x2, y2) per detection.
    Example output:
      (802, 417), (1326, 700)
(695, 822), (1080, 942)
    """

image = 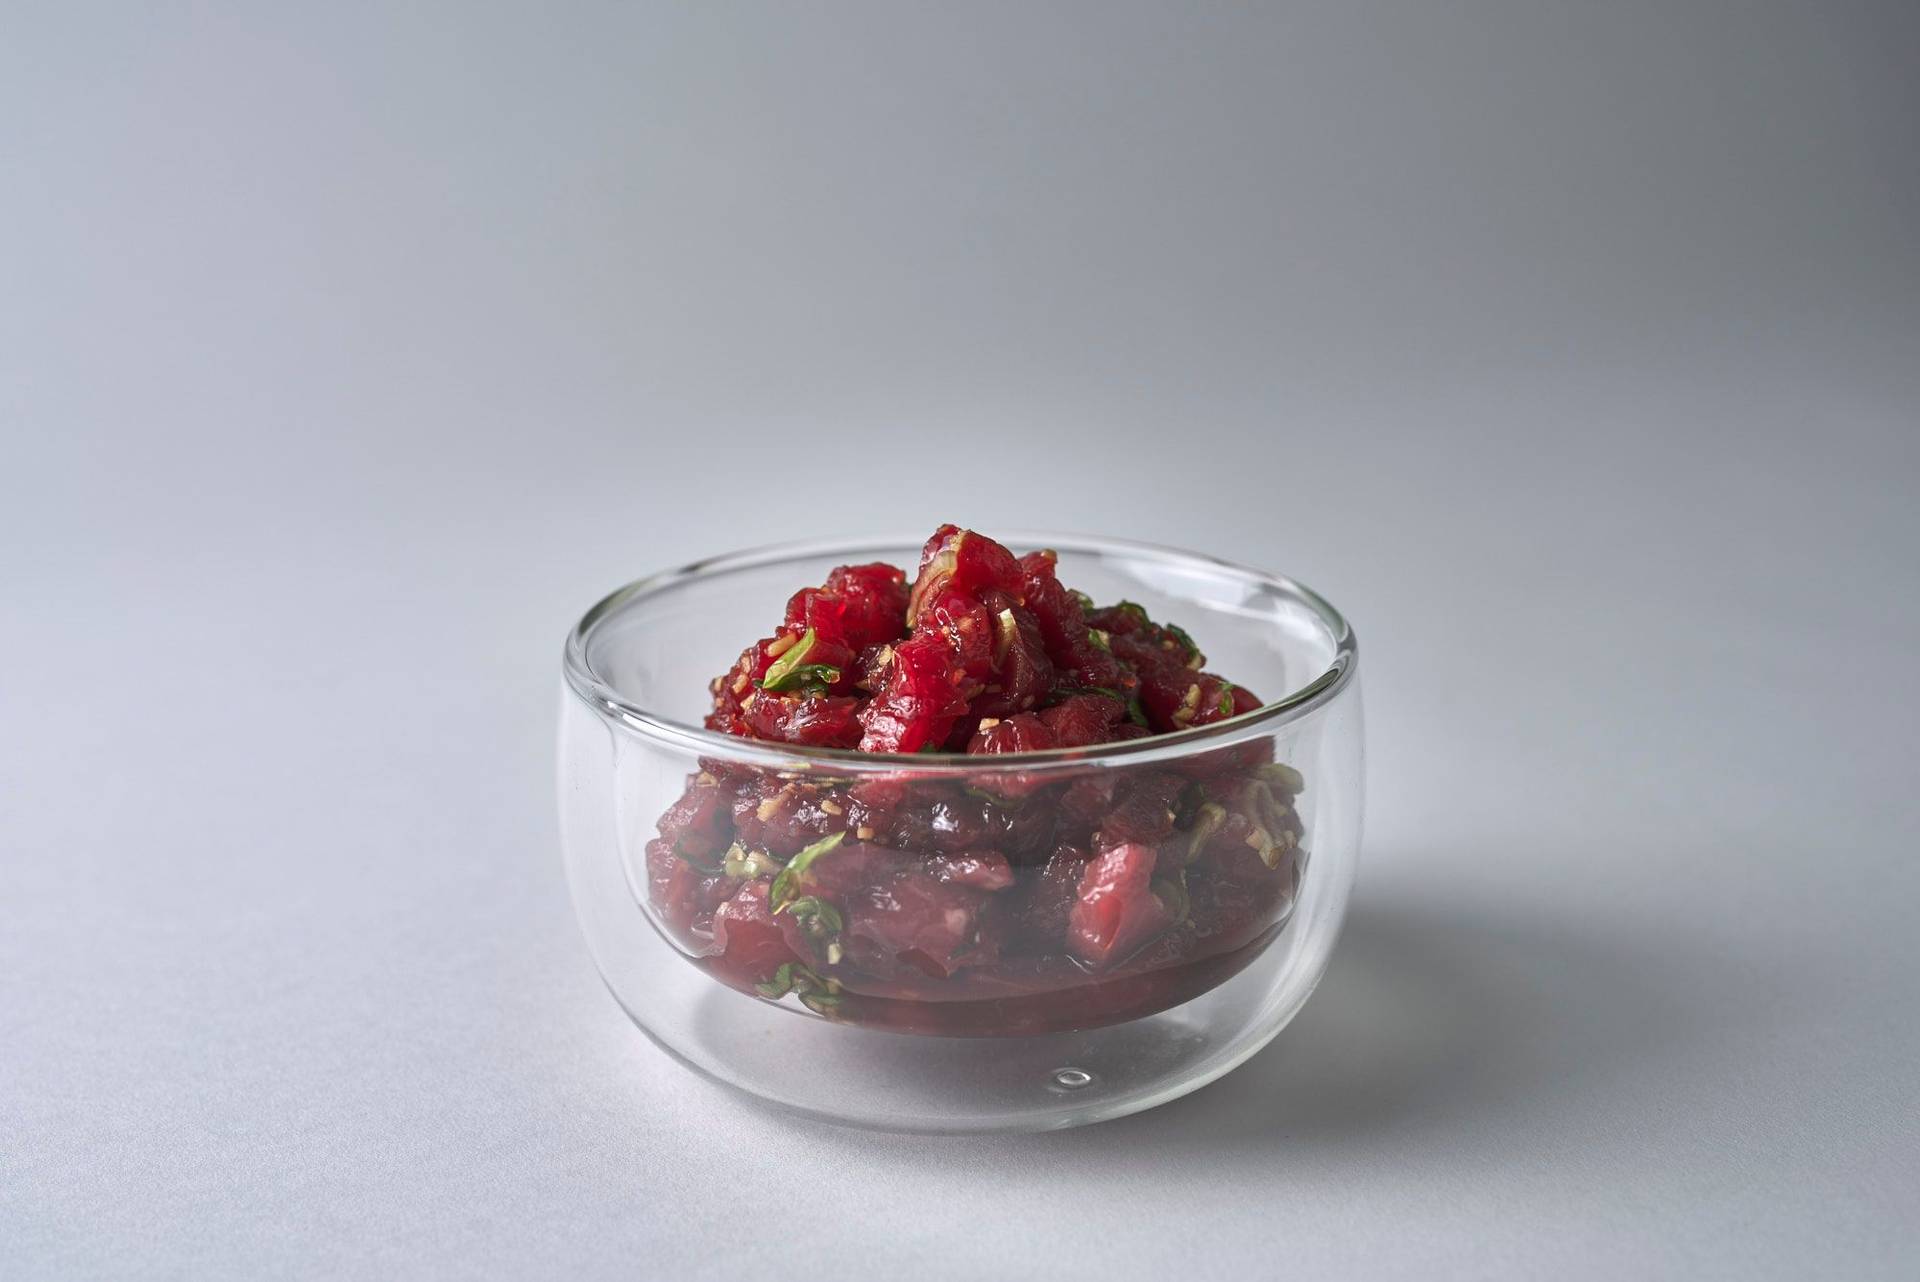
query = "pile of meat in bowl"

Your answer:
(644, 526), (1308, 1035)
